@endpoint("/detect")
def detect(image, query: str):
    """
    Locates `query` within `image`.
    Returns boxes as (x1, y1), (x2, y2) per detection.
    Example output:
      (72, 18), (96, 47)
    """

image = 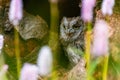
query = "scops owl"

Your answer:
(60, 16), (86, 66)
